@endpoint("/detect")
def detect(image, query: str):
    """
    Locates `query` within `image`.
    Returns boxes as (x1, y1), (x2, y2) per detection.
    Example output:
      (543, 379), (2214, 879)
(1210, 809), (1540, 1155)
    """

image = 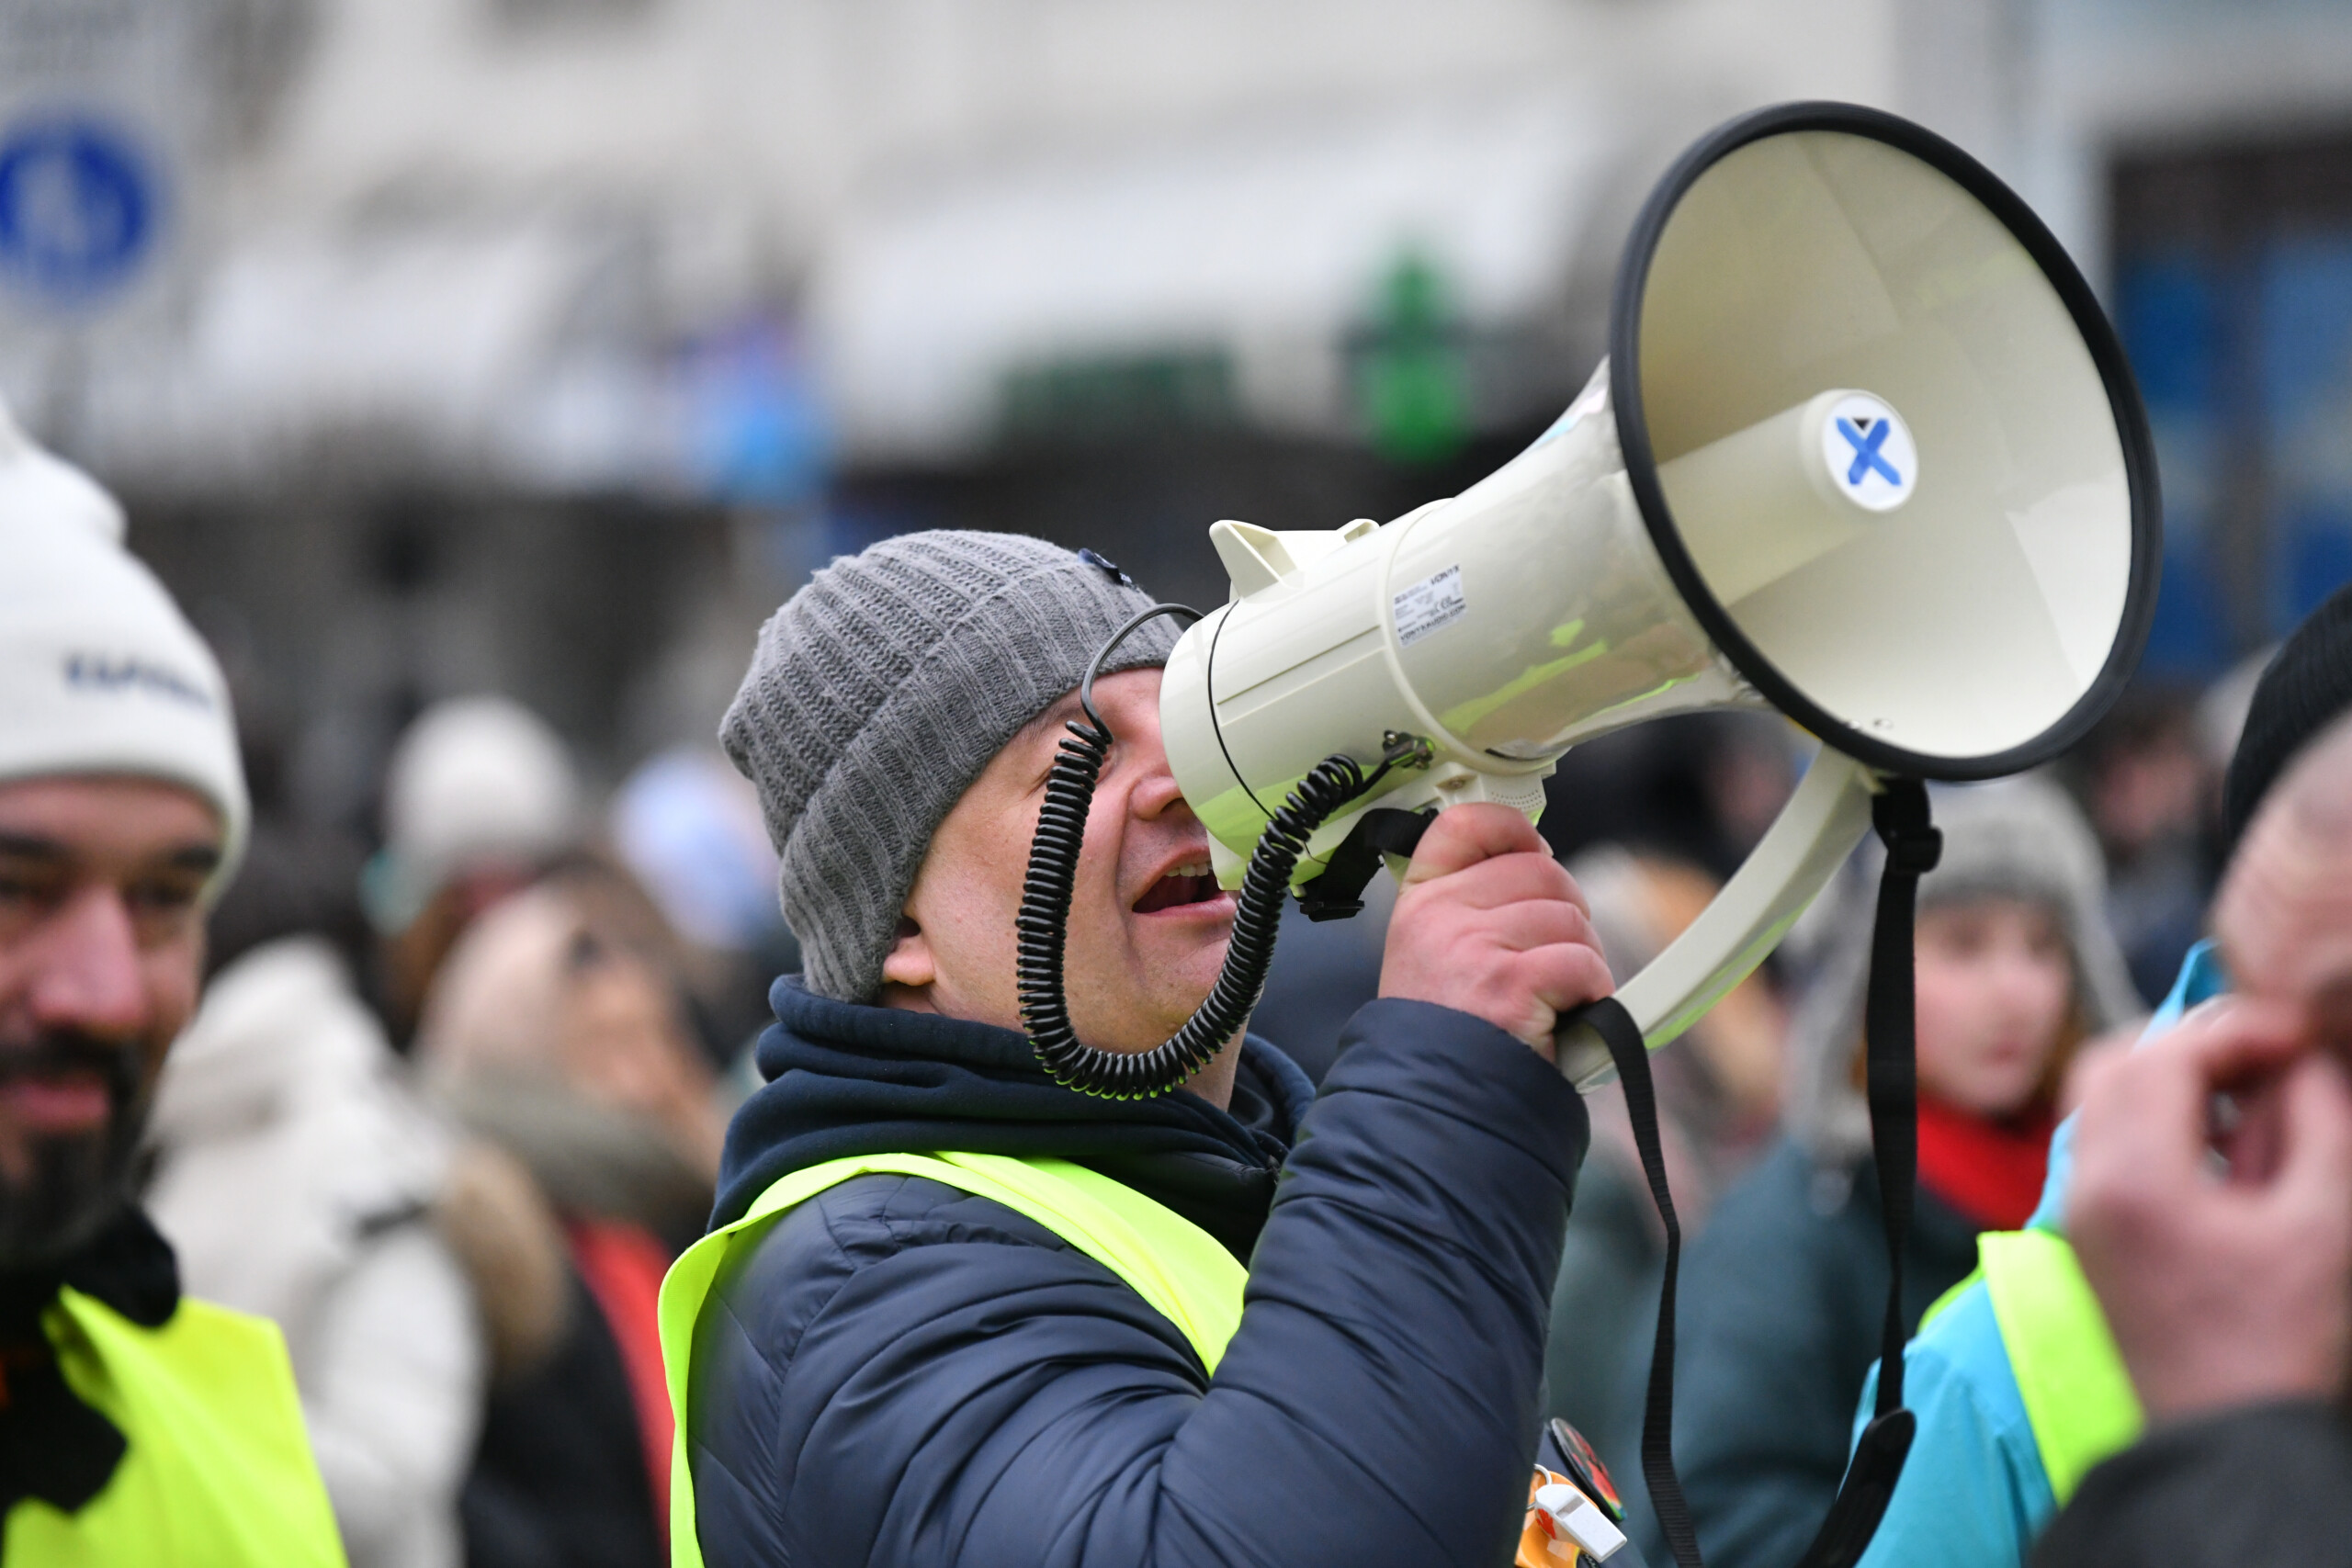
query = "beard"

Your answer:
(0, 1031), (149, 1269)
